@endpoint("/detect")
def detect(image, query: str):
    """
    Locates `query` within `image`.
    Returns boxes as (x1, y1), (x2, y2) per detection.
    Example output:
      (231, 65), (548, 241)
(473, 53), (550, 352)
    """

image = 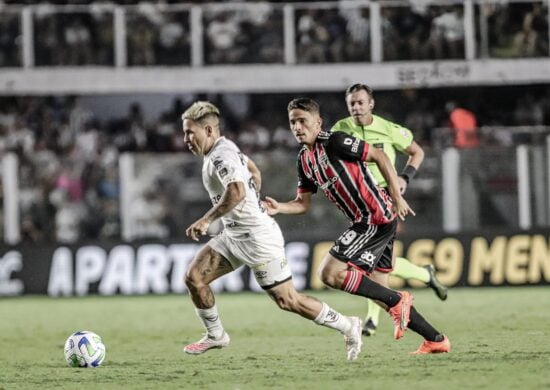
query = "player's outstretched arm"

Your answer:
(186, 181), (246, 241)
(367, 147), (415, 221)
(264, 192), (312, 216)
